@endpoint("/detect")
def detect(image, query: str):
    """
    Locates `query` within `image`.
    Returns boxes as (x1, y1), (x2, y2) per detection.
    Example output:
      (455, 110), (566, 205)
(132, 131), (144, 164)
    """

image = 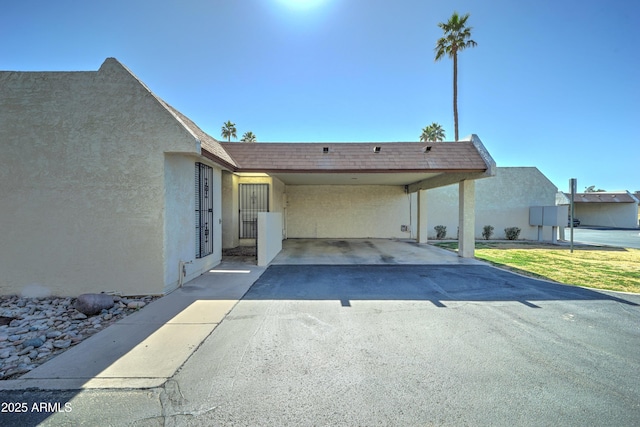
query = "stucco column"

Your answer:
(458, 180), (475, 258)
(417, 189), (428, 244)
